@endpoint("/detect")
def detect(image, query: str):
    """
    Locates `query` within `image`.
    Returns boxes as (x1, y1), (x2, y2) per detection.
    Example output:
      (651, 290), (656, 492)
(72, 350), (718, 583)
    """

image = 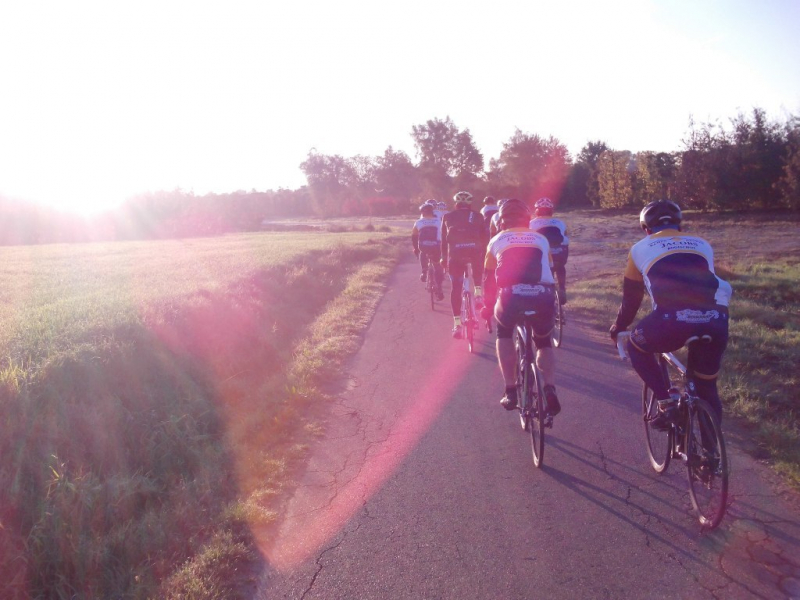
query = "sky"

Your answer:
(1, 0), (799, 214)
